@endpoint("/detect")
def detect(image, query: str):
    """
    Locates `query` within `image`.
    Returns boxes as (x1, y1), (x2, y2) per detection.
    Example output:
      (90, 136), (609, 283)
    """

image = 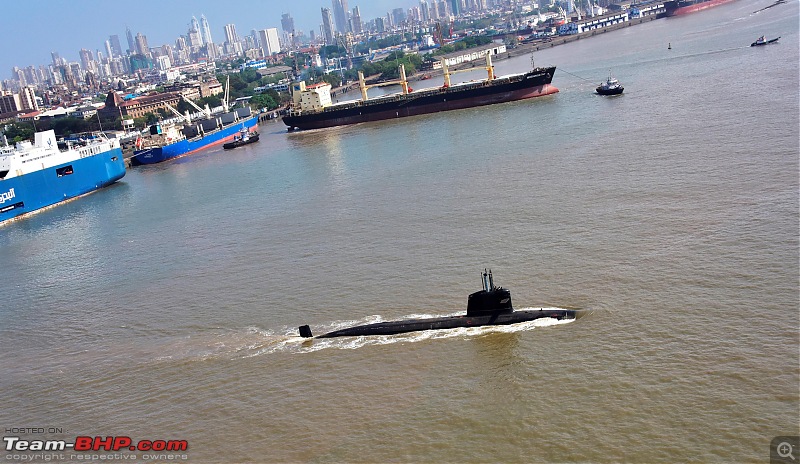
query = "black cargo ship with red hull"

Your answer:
(283, 56), (557, 131)
(664, 0), (737, 16)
